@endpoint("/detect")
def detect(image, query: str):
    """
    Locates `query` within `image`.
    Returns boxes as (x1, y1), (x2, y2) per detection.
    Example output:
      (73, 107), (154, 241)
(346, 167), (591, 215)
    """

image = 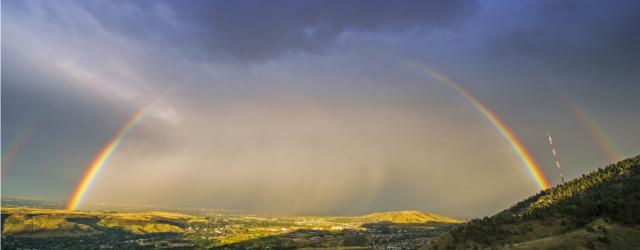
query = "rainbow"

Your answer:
(66, 105), (155, 210)
(409, 61), (551, 190)
(1, 121), (37, 174)
(558, 94), (621, 163)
